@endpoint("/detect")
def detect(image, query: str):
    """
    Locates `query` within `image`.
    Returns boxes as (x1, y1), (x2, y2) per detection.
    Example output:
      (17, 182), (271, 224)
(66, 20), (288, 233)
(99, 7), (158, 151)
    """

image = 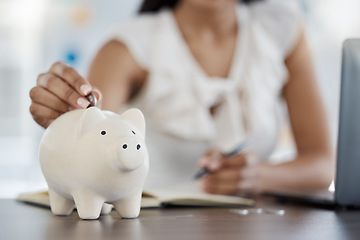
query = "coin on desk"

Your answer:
(229, 208), (285, 216)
